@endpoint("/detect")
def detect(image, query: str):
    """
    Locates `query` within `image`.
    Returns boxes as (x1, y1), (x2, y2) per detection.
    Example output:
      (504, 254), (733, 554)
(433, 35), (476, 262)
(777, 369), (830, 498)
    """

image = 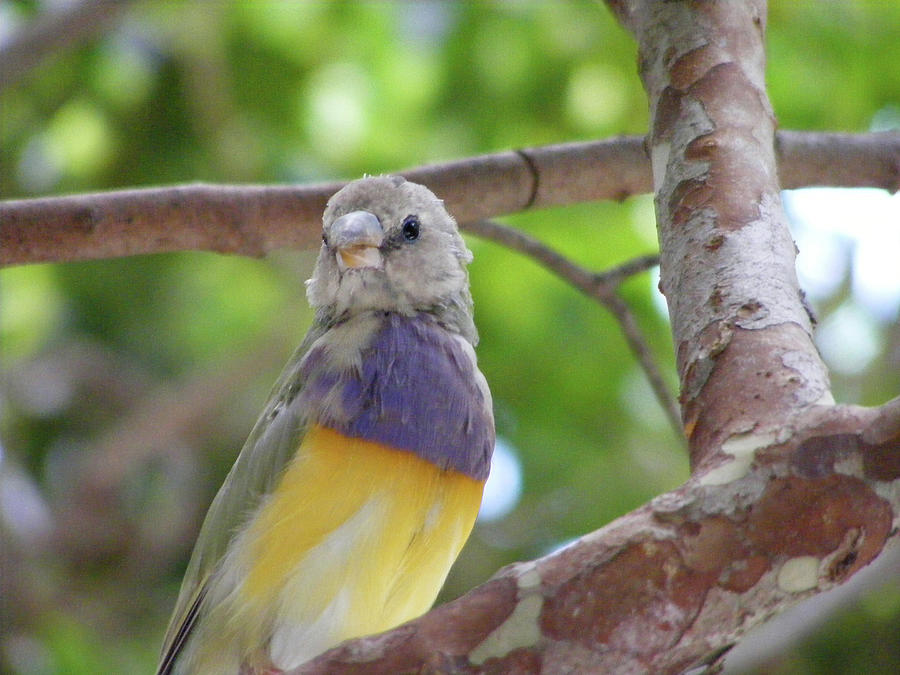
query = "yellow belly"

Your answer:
(197, 424), (484, 672)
